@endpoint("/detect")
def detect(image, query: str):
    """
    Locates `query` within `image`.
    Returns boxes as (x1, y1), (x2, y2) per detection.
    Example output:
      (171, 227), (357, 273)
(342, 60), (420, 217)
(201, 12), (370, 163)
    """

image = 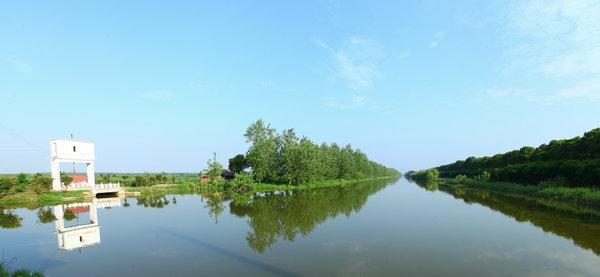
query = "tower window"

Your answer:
(73, 146), (77, 152)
